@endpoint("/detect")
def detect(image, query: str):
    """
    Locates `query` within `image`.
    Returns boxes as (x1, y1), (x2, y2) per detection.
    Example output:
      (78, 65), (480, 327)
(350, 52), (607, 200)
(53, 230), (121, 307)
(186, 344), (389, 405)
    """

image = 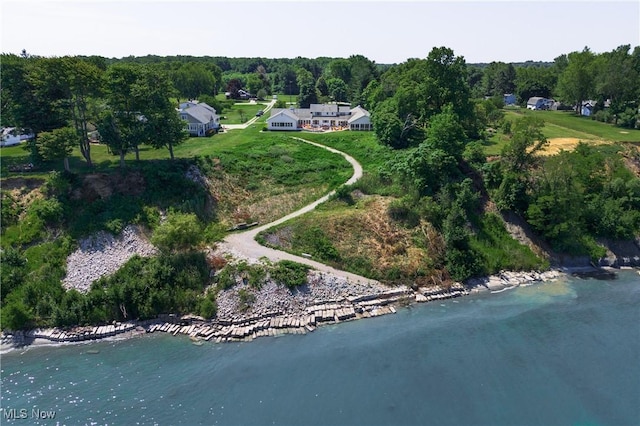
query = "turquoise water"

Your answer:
(2, 271), (639, 425)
